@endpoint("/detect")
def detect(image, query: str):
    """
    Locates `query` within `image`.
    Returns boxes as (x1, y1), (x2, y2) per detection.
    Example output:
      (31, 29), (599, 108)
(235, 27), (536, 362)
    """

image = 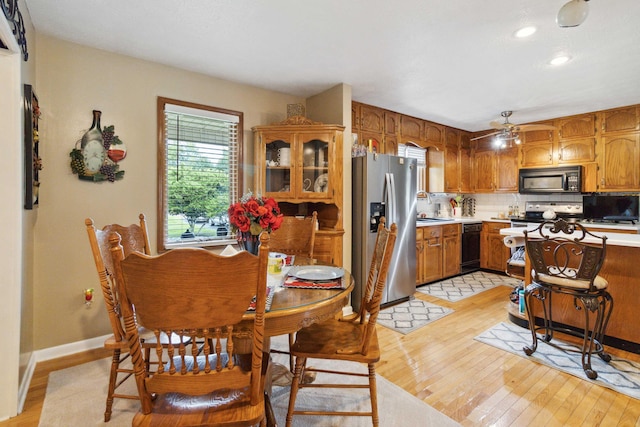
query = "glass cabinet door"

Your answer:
(263, 135), (293, 195)
(301, 136), (330, 196)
